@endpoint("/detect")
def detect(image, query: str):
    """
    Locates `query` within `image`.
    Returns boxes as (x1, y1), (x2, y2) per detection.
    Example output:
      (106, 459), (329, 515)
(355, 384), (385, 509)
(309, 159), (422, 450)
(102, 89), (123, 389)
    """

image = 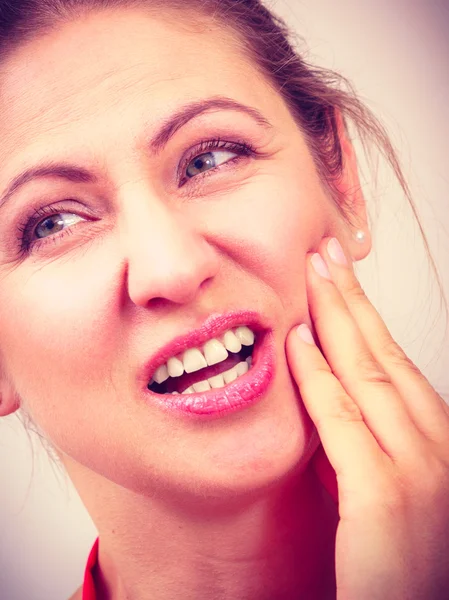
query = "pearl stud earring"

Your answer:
(354, 230), (366, 243)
